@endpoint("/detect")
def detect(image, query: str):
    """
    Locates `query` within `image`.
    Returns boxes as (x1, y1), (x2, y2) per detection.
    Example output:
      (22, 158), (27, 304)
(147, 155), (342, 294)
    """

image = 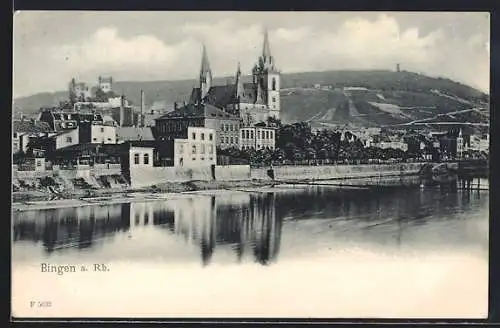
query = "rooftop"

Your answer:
(13, 120), (52, 134)
(157, 103), (239, 120)
(116, 127), (155, 141)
